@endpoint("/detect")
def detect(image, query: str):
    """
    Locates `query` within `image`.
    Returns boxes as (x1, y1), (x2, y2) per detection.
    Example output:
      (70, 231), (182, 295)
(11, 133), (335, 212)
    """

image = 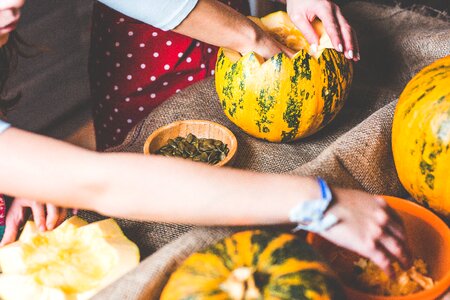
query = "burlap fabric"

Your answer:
(86, 2), (450, 299)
